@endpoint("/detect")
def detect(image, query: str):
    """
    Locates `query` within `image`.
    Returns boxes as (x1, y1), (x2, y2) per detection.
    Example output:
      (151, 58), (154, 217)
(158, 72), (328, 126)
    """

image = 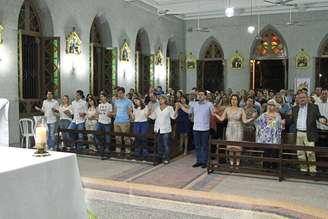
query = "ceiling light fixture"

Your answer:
(225, 0), (234, 17)
(247, 0), (255, 34)
(225, 7), (234, 17)
(248, 26), (255, 34)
